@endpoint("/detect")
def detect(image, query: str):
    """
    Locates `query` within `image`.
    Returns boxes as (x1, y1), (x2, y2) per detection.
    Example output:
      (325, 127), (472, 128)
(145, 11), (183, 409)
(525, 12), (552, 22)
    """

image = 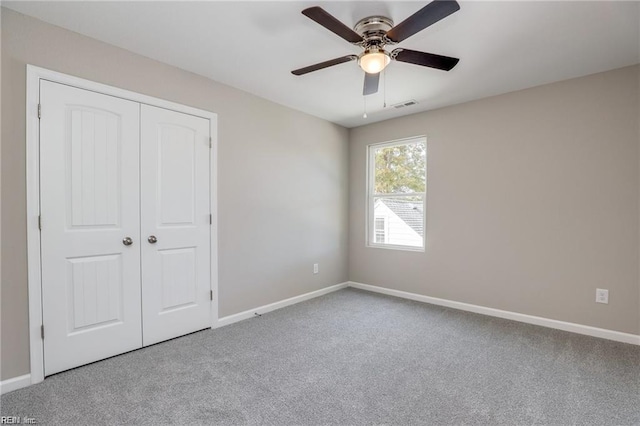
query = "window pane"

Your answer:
(374, 142), (426, 194)
(373, 196), (424, 248)
(374, 217), (386, 243)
